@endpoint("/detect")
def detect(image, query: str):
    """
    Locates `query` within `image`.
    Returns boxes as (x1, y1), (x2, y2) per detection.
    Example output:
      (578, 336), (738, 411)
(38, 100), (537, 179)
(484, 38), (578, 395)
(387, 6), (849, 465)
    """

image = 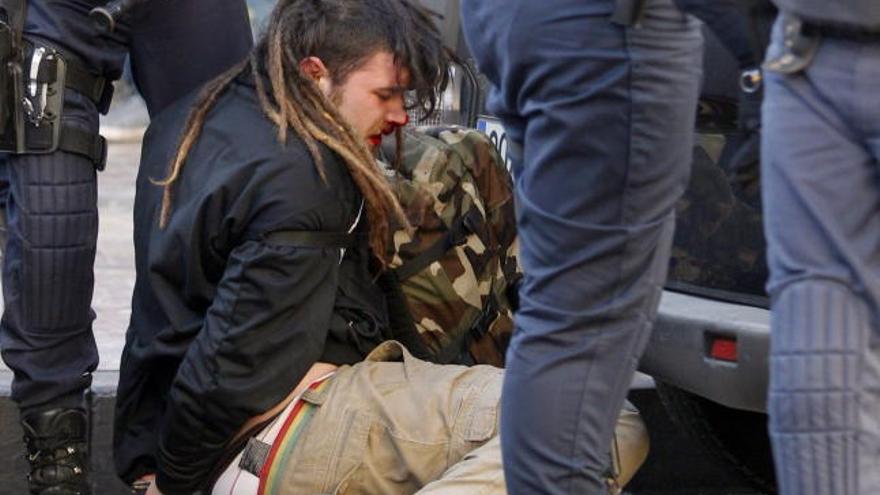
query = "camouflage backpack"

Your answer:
(381, 125), (520, 367)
